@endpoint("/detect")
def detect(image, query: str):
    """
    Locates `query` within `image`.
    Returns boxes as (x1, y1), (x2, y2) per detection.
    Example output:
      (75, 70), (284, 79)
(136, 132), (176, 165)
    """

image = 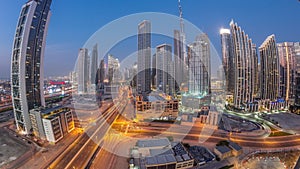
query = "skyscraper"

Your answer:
(76, 48), (89, 94)
(294, 42), (300, 74)
(108, 54), (120, 83)
(96, 59), (105, 85)
(174, 0), (187, 90)
(90, 44), (98, 85)
(230, 21), (256, 110)
(174, 30), (184, 89)
(151, 54), (156, 88)
(187, 34), (211, 95)
(137, 20), (151, 94)
(294, 42), (300, 106)
(156, 44), (172, 94)
(252, 44), (259, 97)
(11, 0), (52, 133)
(277, 42), (296, 103)
(220, 28), (234, 93)
(259, 35), (280, 106)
